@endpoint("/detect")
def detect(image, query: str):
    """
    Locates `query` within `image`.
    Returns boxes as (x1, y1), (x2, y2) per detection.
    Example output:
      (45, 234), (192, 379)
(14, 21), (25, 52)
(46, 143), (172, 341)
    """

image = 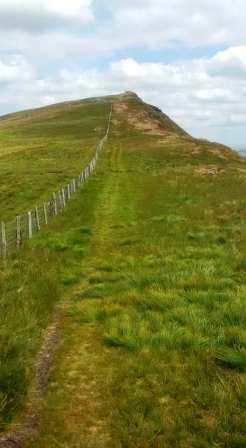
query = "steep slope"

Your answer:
(0, 93), (246, 447)
(113, 91), (189, 137)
